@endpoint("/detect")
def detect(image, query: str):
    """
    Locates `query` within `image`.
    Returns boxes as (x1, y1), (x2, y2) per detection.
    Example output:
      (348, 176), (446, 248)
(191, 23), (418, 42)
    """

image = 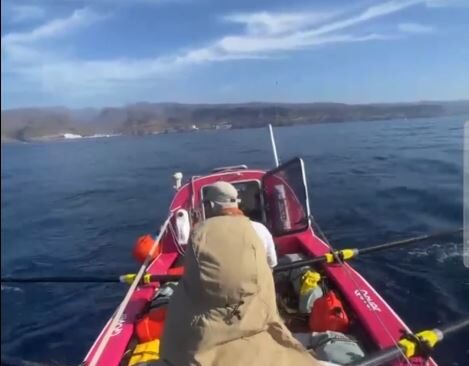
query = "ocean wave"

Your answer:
(64, 188), (118, 202)
(1, 285), (23, 293)
(372, 155), (388, 161)
(408, 242), (462, 263)
(349, 168), (367, 175)
(240, 148), (264, 155)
